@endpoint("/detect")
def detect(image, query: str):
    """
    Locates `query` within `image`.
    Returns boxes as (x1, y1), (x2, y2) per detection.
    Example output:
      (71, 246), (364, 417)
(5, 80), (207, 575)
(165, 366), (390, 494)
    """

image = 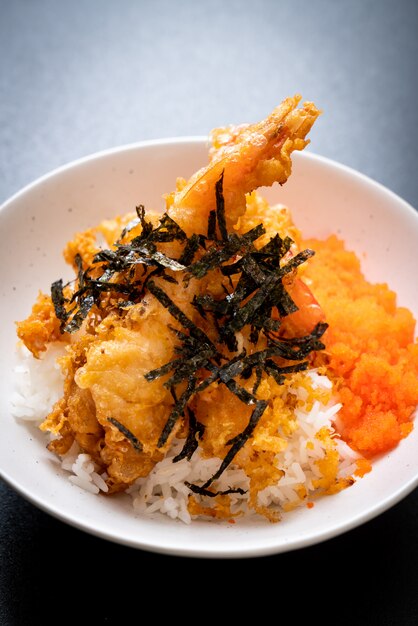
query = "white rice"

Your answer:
(11, 342), (361, 524)
(11, 343), (64, 421)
